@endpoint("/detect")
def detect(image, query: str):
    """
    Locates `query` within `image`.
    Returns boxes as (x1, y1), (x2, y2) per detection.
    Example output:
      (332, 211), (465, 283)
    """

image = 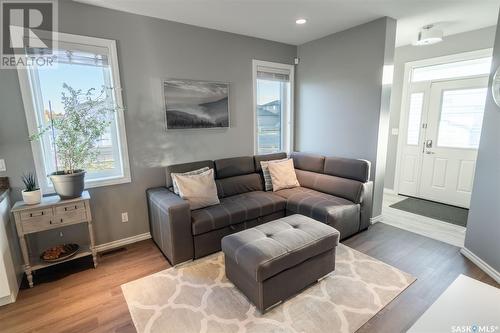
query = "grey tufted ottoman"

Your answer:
(221, 214), (340, 313)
